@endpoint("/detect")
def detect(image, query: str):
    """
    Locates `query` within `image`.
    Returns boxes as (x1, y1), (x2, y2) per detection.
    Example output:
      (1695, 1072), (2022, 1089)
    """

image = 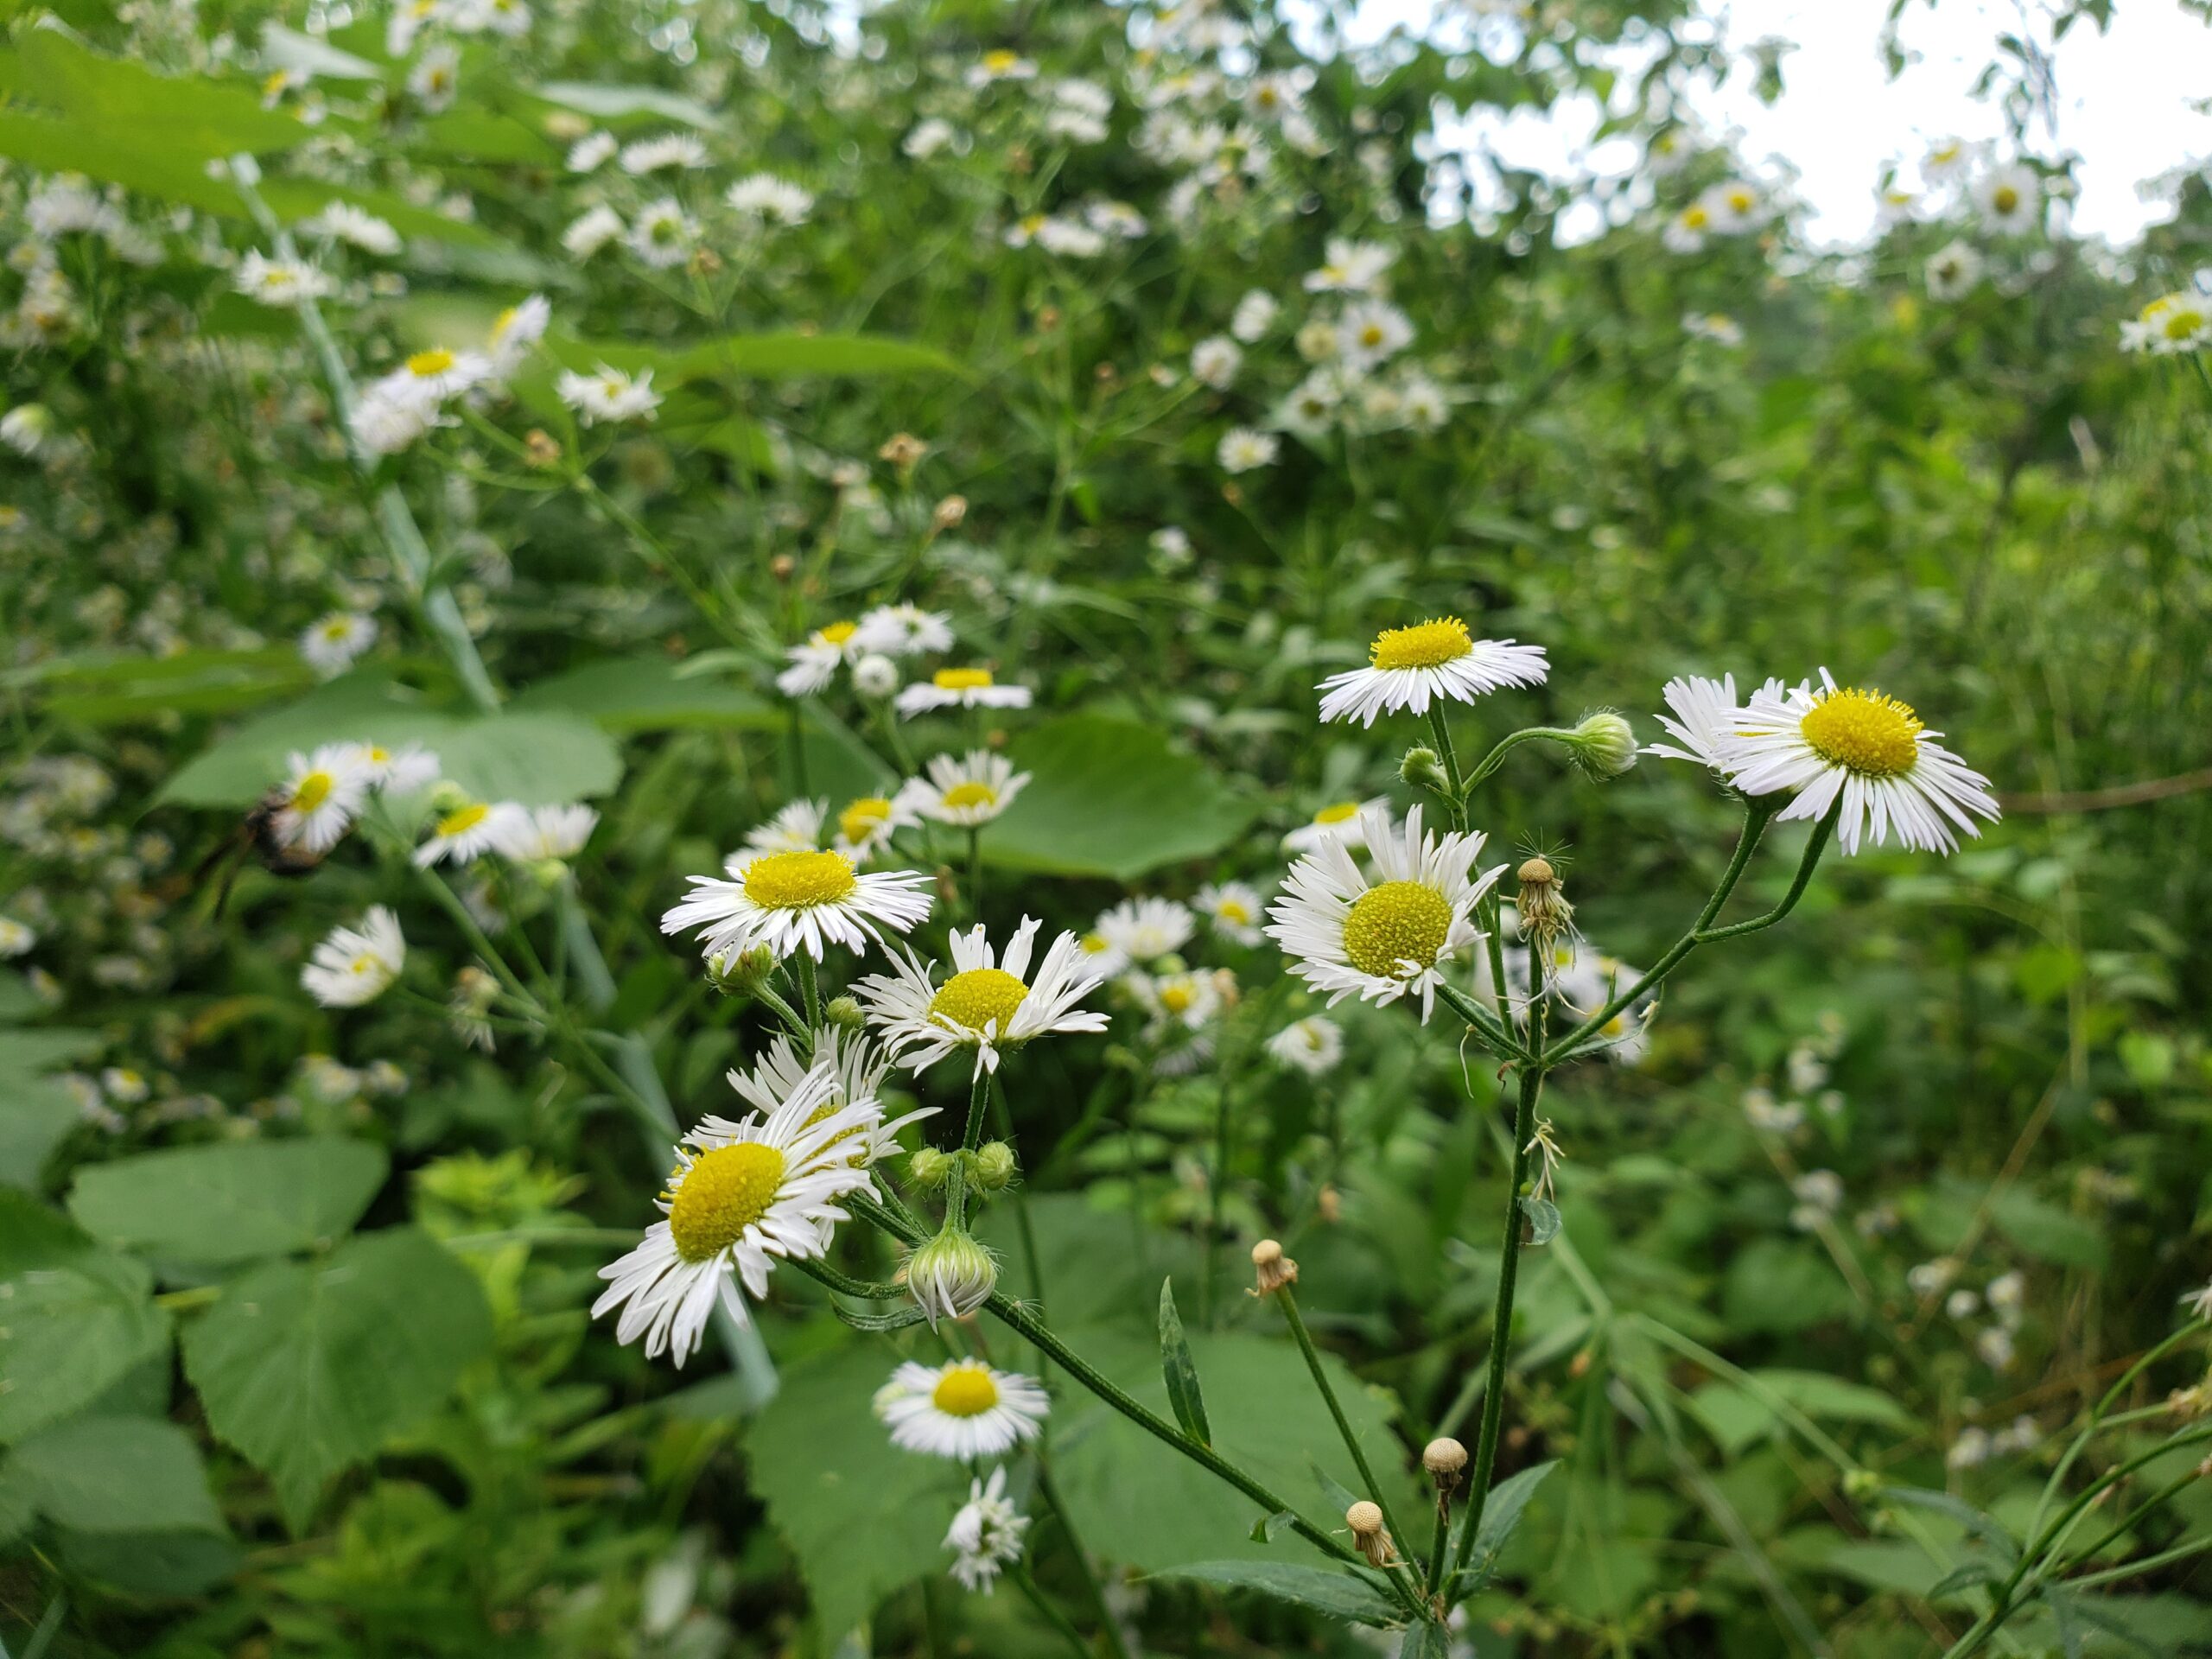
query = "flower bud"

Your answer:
(905, 1225), (997, 1326)
(853, 653), (899, 697)
(1423, 1437), (1468, 1489)
(1563, 710), (1637, 780)
(1399, 744), (1451, 794)
(1841, 1467), (1881, 1503)
(1248, 1237), (1299, 1297)
(725, 944), (777, 995)
(973, 1141), (1018, 1191)
(909, 1147), (952, 1190)
(824, 995), (866, 1032)
(428, 779), (472, 814)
